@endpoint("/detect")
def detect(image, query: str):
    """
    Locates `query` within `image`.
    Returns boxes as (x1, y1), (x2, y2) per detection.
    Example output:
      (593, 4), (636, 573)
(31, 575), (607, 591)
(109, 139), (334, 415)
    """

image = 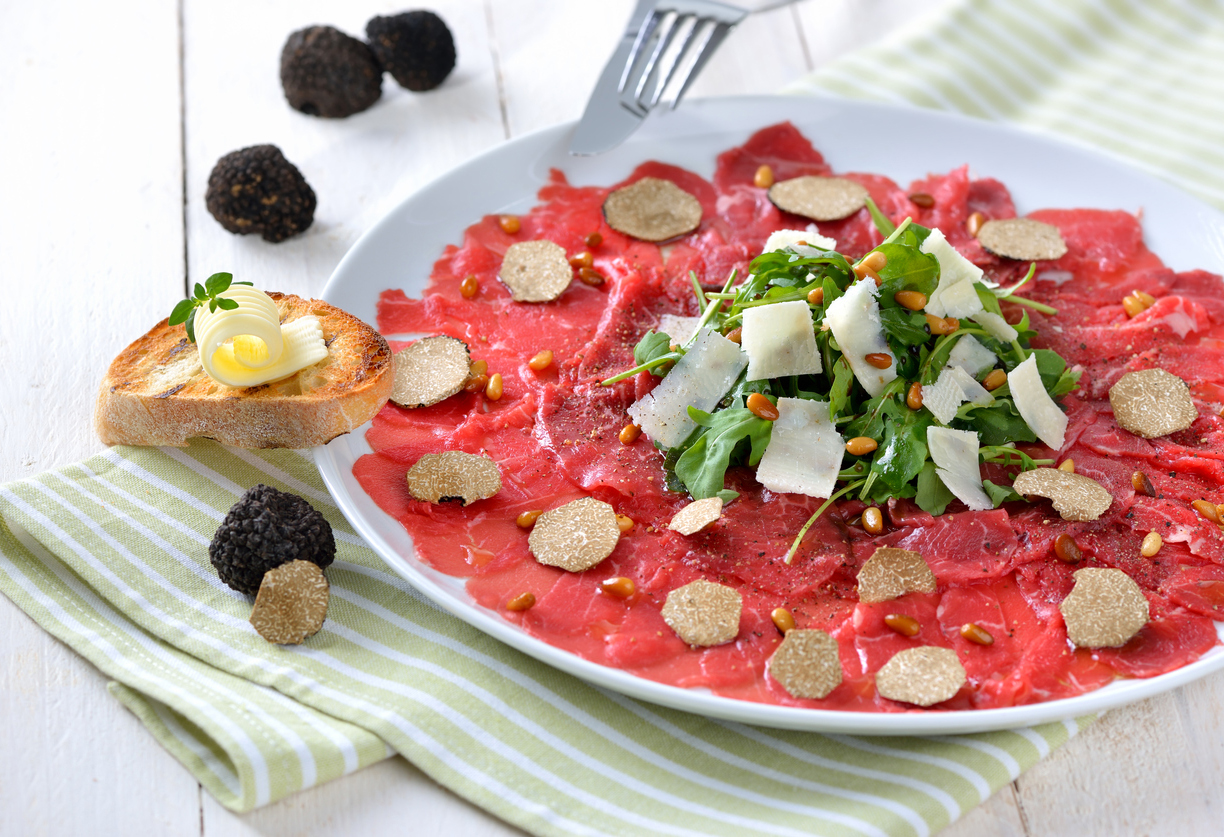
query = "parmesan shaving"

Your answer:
(920, 228), (985, 317)
(825, 279), (896, 397)
(627, 329), (747, 449)
(755, 398), (844, 498)
(922, 366), (993, 425)
(742, 300), (822, 381)
(763, 227), (837, 254)
(946, 334), (997, 378)
(926, 426), (993, 511)
(658, 314), (702, 345)
(970, 311), (1019, 343)
(1010, 354), (1068, 450)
